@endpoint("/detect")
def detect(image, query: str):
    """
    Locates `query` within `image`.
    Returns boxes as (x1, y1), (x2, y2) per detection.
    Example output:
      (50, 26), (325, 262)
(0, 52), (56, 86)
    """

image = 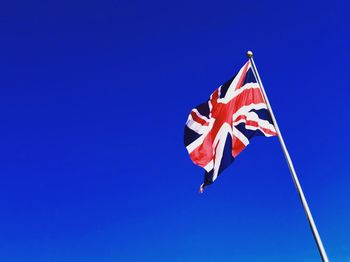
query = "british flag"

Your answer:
(184, 60), (277, 192)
